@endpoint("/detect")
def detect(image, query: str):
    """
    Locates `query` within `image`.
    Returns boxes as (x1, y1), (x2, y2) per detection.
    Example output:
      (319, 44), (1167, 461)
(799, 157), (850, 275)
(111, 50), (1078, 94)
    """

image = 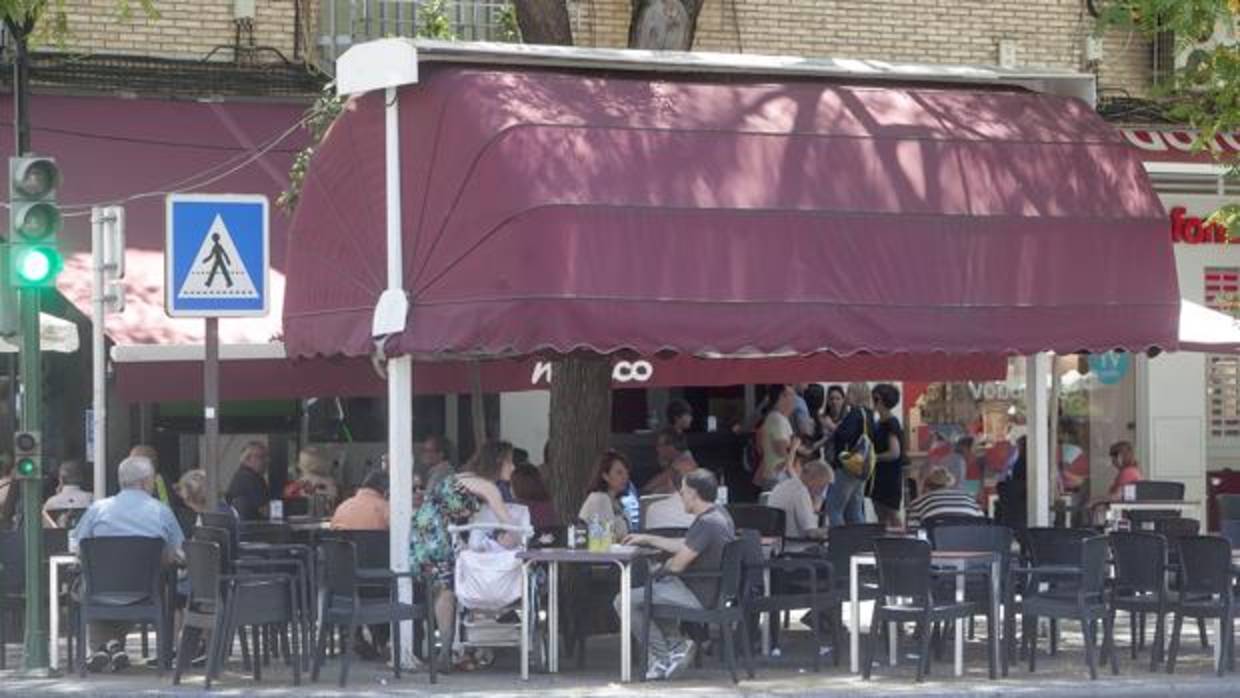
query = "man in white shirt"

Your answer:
(759, 385), (796, 486)
(42, 460), (93, 527)
(767, 459), (832, 545)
